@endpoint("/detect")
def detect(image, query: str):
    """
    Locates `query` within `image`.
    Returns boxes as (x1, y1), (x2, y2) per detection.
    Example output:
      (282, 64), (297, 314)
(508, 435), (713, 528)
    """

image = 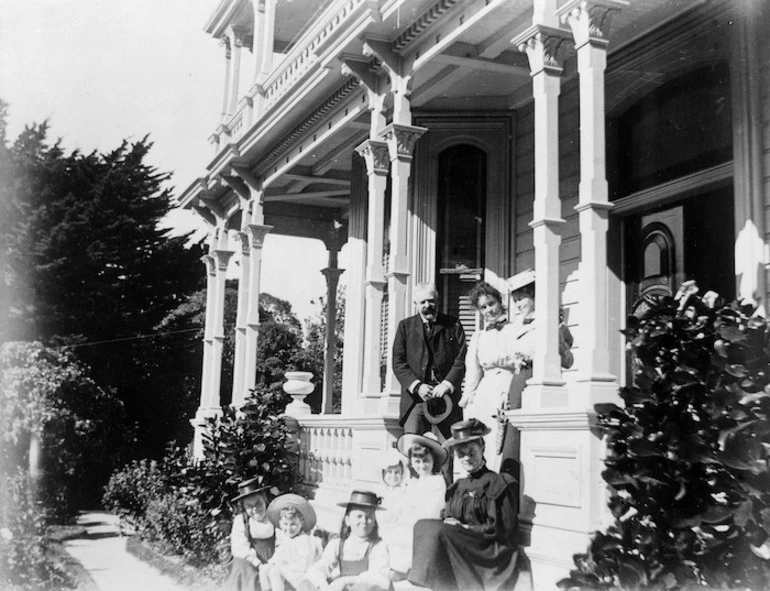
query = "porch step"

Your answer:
(393, 580), (423, 591)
